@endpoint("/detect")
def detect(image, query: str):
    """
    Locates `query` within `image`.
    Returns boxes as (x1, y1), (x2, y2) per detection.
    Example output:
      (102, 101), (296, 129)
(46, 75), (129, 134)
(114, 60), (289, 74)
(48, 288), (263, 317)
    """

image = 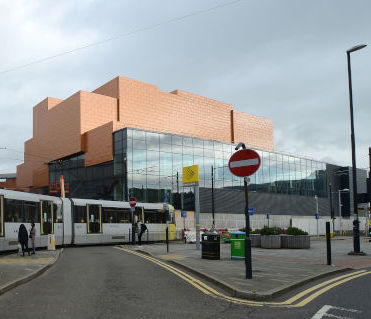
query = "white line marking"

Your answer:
(312, 305), (333, 319)
(331, 306), (361, 313)
(230, 158), (259, 168)
(311, 305), (361, 319)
